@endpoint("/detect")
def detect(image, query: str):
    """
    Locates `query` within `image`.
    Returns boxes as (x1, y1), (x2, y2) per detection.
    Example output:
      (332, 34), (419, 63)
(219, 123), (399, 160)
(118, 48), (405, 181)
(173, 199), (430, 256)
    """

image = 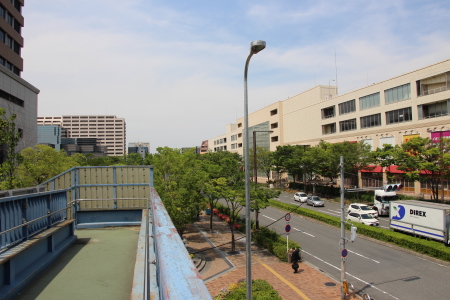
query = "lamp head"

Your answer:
(250, 40), (266, 54)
